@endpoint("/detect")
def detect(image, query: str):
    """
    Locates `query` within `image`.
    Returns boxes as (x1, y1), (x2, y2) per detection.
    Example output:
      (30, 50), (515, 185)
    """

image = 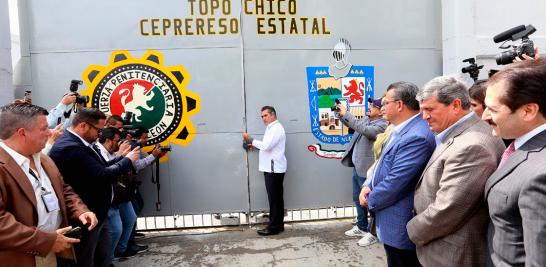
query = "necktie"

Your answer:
(91, 144), (107, 164)
(499, 141), (515, 167)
